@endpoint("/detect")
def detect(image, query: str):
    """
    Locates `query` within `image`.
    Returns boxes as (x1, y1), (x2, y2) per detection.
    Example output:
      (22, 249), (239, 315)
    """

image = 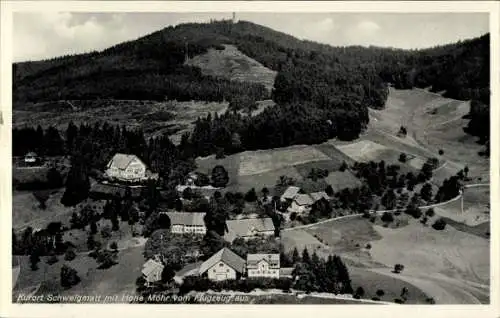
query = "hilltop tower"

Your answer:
(232, 12), (237, 24)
